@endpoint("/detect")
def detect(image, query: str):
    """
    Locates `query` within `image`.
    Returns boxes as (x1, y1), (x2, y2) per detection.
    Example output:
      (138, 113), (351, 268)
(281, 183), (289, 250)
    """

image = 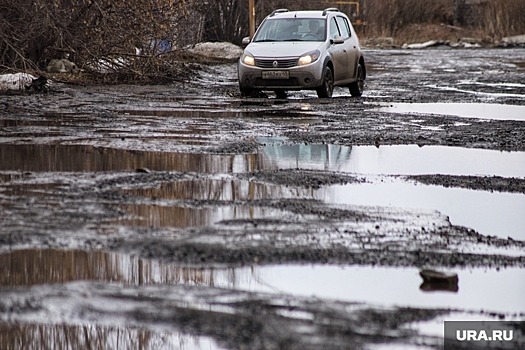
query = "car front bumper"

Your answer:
(238, 60), (324, 90)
